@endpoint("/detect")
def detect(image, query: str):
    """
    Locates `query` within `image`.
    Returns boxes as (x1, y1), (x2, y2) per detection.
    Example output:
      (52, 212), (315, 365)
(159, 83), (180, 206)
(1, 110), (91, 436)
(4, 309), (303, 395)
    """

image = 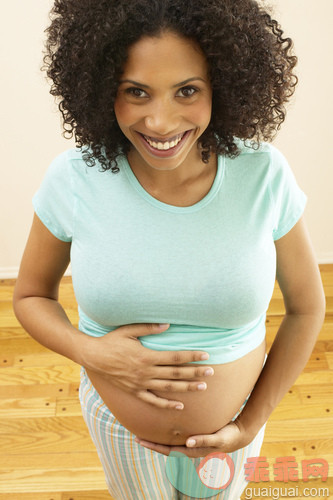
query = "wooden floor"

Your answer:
(0, 265), (332, 500)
